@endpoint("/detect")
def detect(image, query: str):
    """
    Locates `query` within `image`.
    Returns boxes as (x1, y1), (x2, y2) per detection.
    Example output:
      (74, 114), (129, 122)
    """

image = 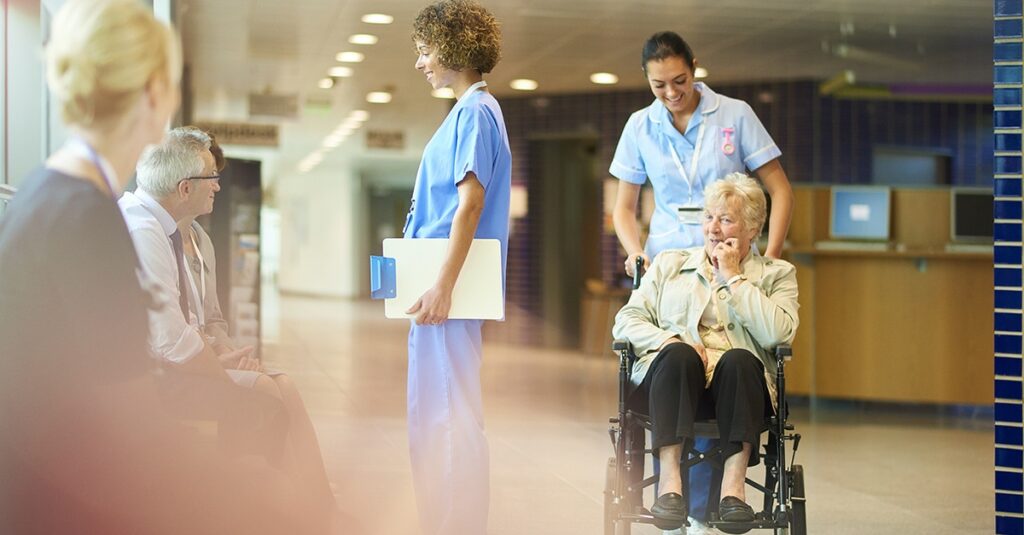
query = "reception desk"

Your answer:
(782, 187), (993, 405)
